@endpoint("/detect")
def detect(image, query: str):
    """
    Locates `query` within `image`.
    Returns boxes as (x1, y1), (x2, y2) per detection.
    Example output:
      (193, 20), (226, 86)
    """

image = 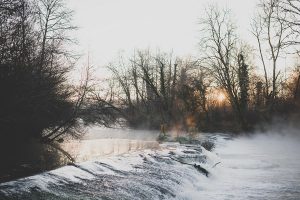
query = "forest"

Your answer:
(0, 0), (300, 182)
